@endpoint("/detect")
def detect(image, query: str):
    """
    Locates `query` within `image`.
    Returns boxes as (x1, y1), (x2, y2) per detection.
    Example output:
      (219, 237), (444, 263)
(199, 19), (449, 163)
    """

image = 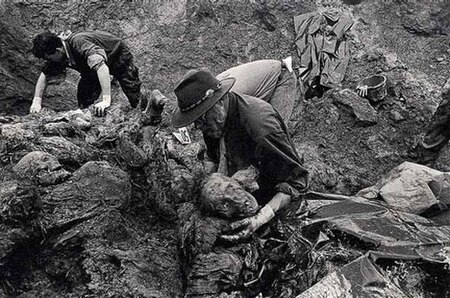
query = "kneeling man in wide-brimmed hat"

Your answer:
(171, 68), (309, 241)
